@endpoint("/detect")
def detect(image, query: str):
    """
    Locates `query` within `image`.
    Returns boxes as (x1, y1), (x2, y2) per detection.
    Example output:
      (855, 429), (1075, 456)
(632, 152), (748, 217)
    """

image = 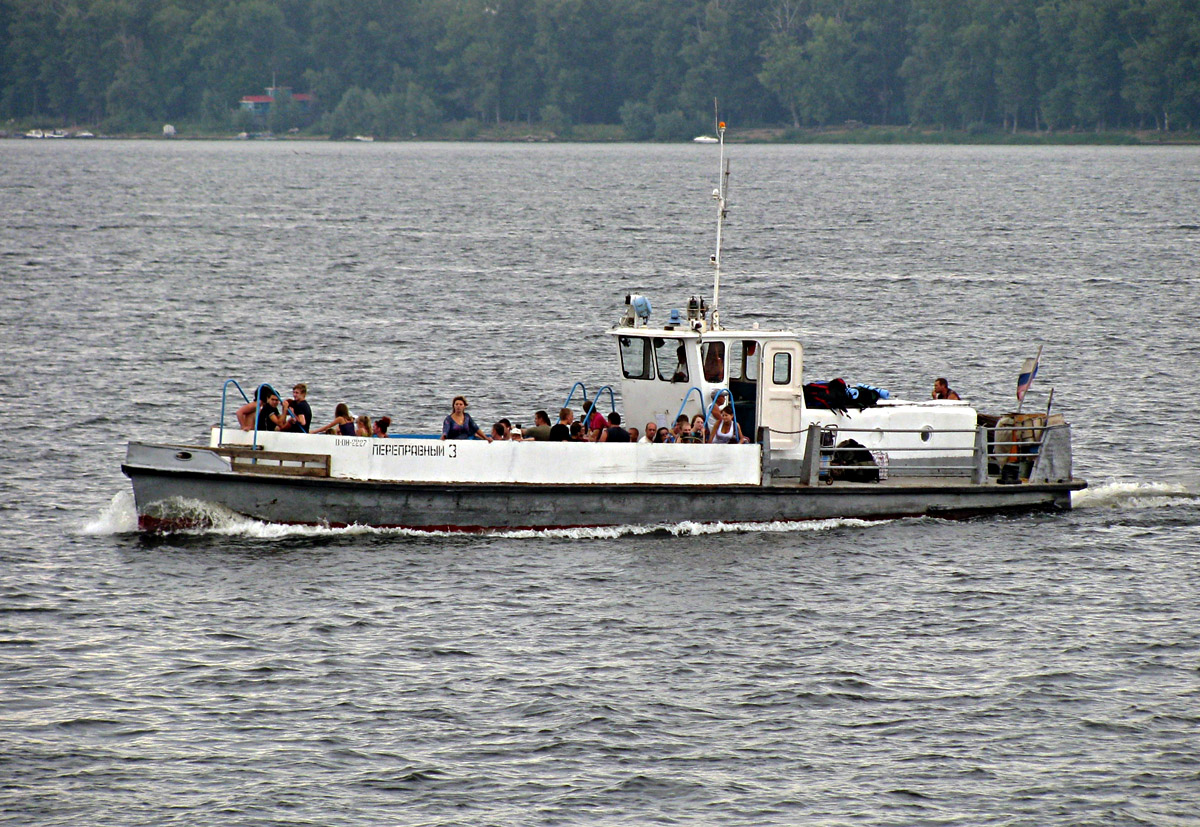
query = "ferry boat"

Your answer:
(122, 125), (1085, 532)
